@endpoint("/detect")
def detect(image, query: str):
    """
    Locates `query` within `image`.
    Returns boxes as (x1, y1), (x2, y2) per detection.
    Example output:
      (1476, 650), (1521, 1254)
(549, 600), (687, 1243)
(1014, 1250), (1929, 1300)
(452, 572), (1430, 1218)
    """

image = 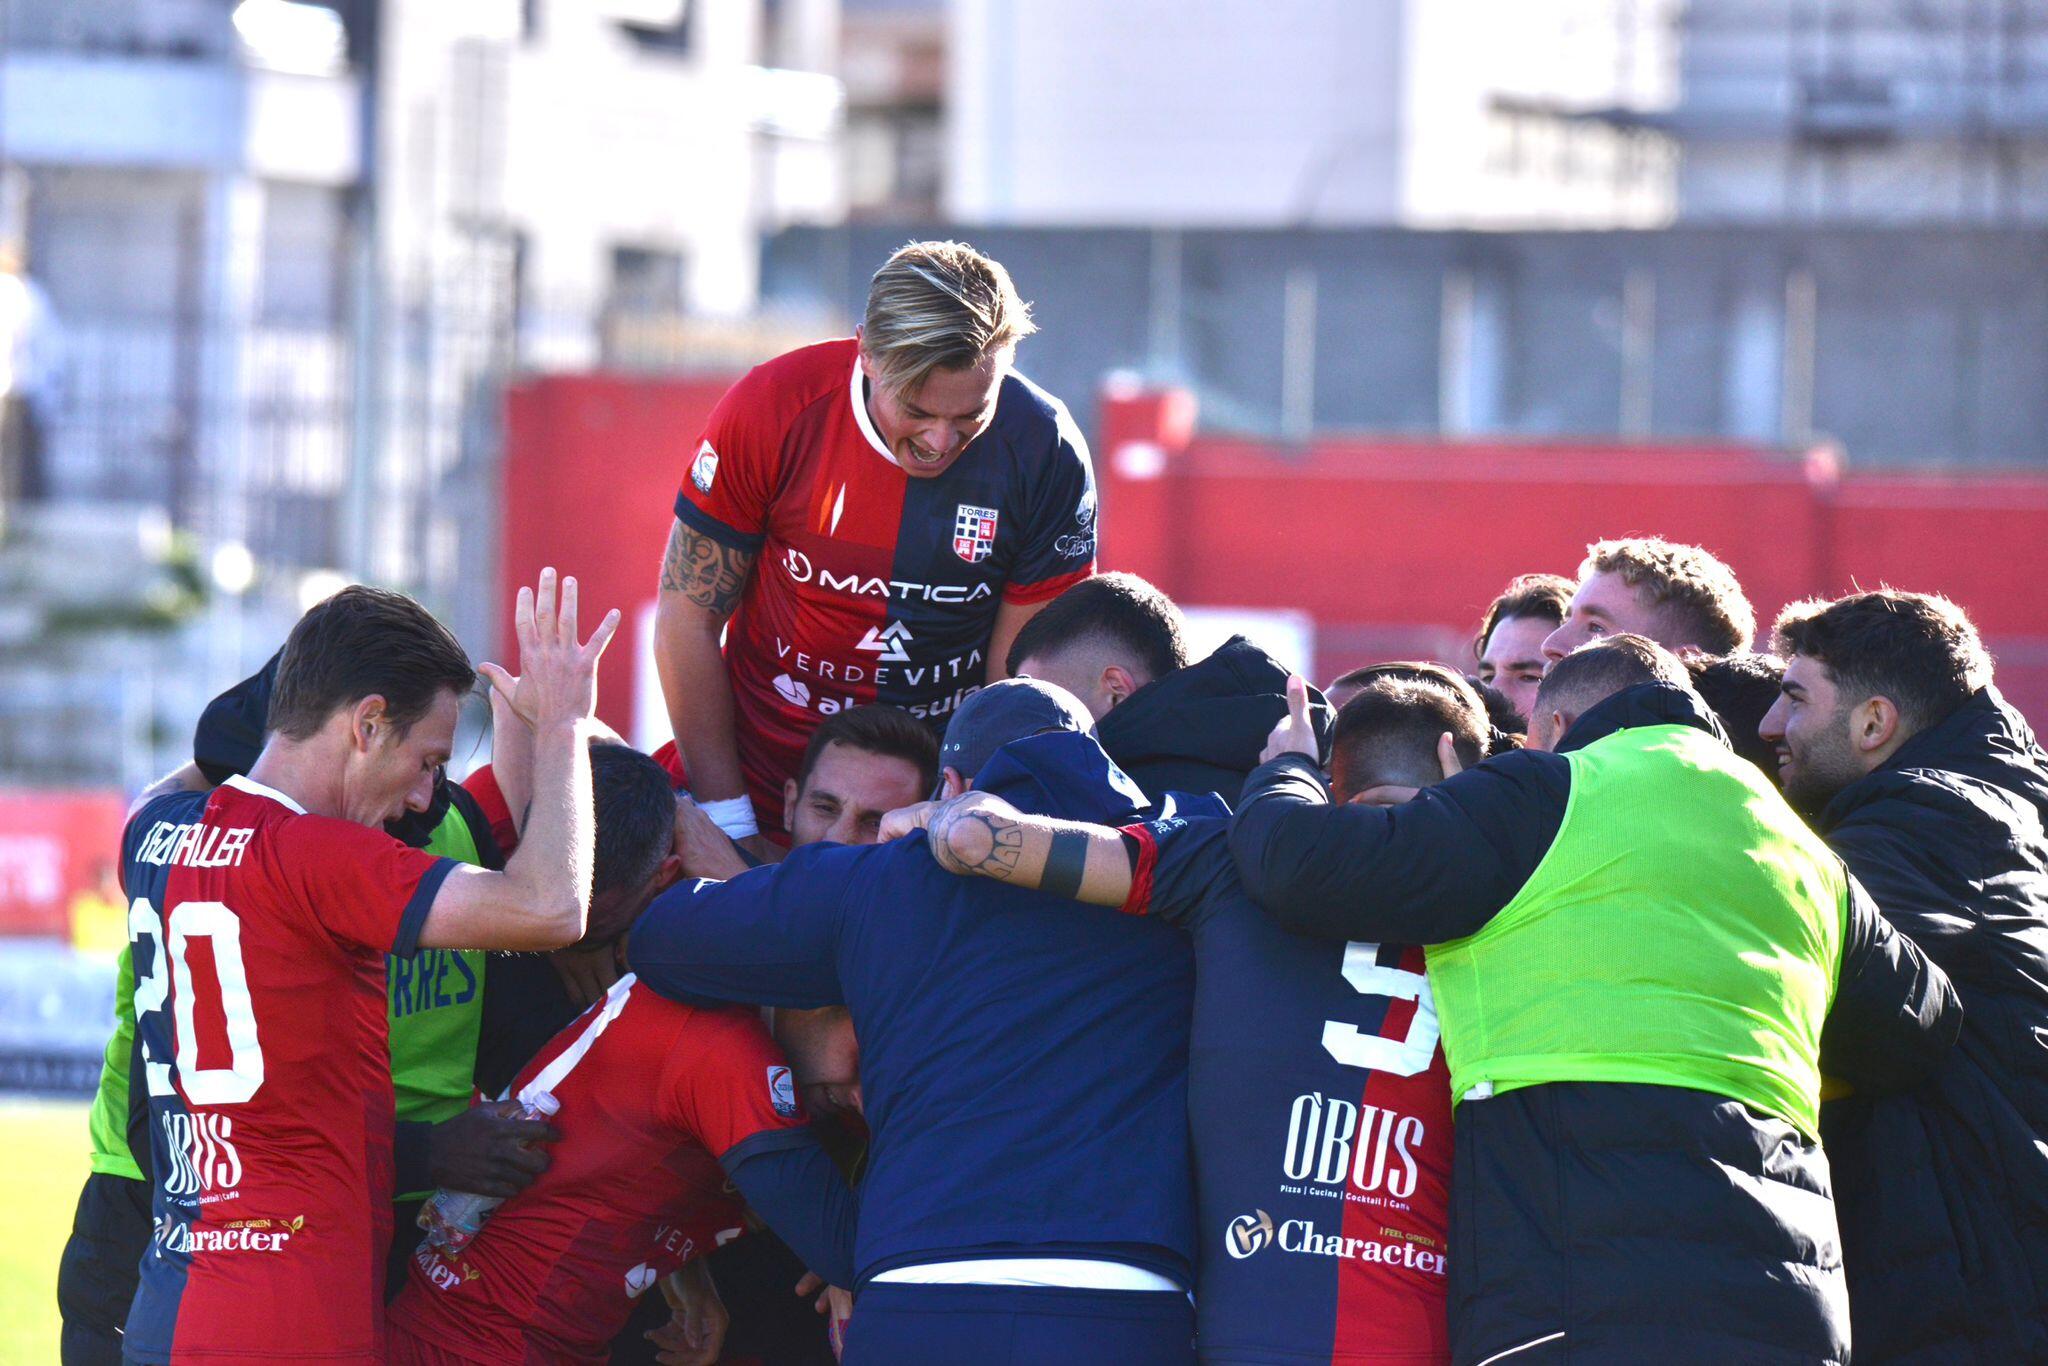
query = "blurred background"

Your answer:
(1, 0), (2046, 1336)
